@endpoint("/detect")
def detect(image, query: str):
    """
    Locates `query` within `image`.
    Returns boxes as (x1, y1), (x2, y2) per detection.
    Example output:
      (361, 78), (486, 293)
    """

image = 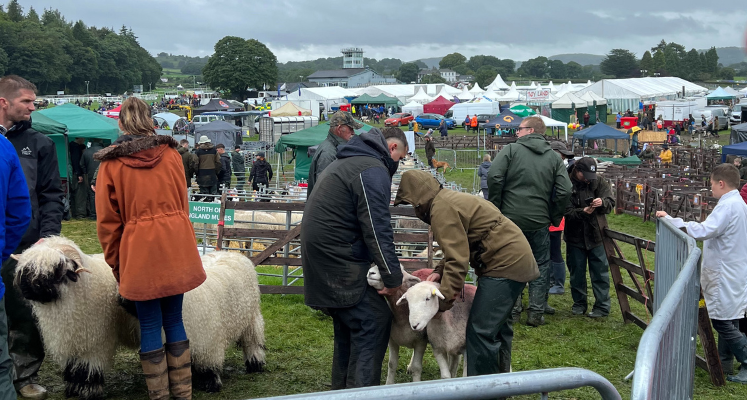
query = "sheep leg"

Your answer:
(385, 340), (399, 385)
(407, 341), (427, 382)
(63, 360), (105, 400)
(432, 348), (452, 379)
(241, 308), (267, 373)
(448, 353), (460, 378)
(193, 366), (223, 393)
